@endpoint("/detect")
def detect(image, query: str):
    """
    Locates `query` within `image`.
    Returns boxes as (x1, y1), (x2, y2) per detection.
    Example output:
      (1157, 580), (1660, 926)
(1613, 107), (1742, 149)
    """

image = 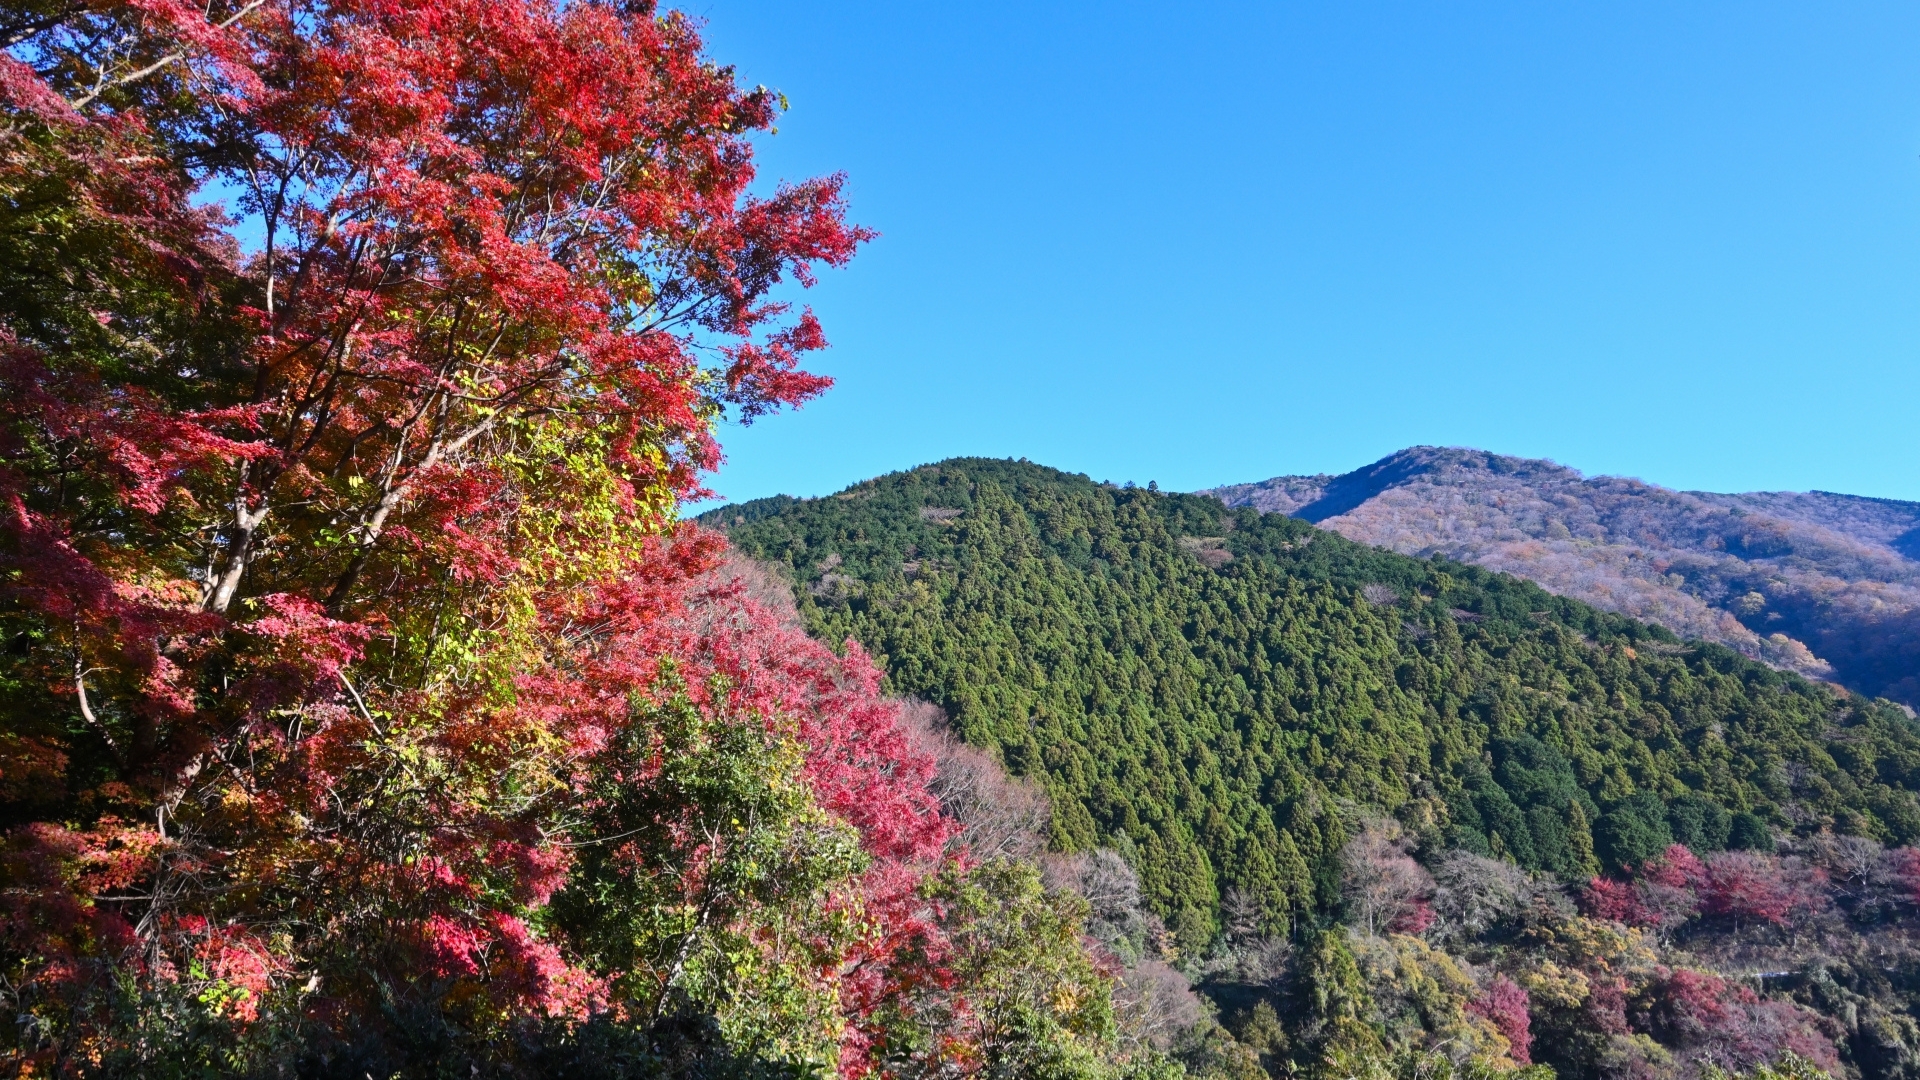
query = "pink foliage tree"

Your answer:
(1469, 975), (1534, 1065)
(1699, 851), (1829, 928)
(1881, 846), (1920, 906)
(1644, 969), (1840, 1075)
(1583, 875), (1654, 926)
(1583, 844), (1704, 933)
